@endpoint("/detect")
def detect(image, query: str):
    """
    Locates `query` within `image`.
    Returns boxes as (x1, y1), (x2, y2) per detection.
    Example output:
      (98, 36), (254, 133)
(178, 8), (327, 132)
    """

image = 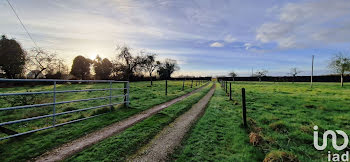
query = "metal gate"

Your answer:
(0, 79), (129, 140)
